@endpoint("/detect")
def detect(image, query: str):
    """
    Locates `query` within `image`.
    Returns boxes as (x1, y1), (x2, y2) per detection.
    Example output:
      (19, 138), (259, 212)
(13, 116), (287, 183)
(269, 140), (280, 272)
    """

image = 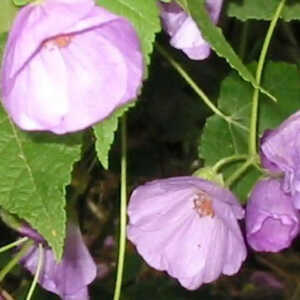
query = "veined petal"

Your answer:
(127, 176), (246, 290)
